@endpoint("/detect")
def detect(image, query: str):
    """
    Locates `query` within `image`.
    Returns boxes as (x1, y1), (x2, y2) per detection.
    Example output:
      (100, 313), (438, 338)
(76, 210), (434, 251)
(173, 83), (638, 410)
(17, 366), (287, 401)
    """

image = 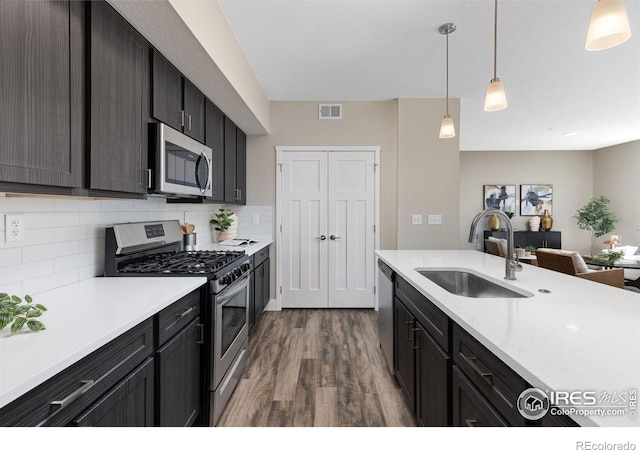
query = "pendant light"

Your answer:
(585, 0), (632, 51)
(439, 23), (456, 139)
(484, 0), (508, 112)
